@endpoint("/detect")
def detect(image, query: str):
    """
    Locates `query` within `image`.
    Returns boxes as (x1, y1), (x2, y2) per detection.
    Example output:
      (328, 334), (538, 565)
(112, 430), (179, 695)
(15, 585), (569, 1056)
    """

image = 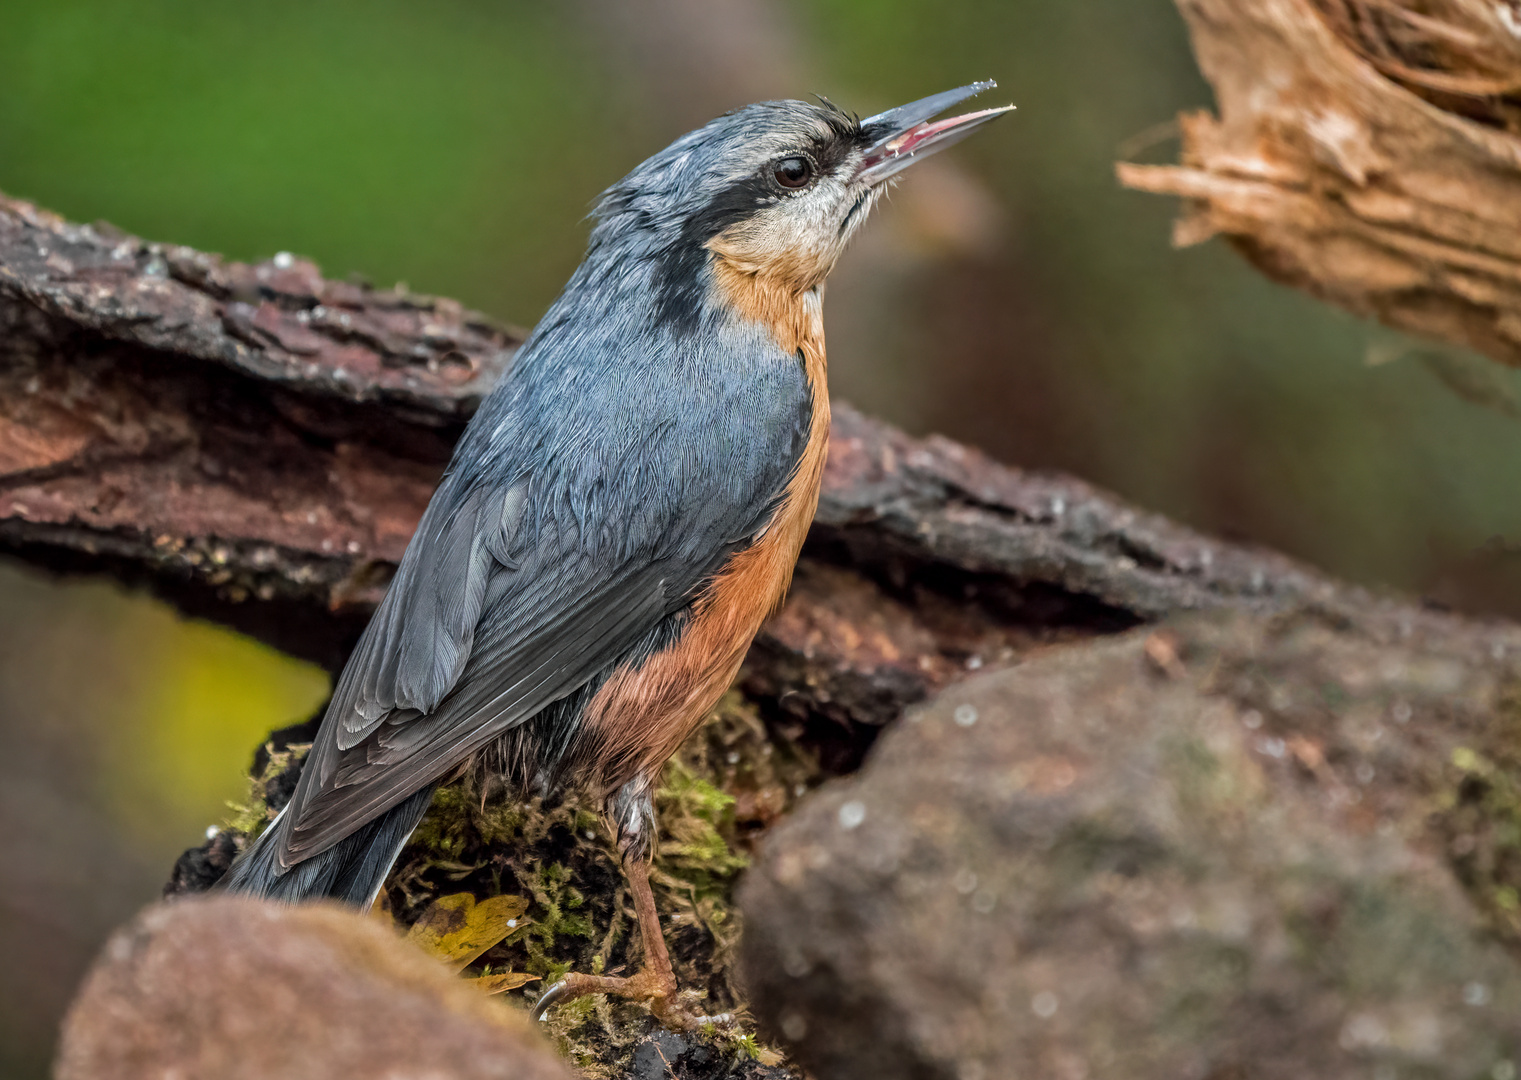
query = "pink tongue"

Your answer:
(880, 106), (1009, 158)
